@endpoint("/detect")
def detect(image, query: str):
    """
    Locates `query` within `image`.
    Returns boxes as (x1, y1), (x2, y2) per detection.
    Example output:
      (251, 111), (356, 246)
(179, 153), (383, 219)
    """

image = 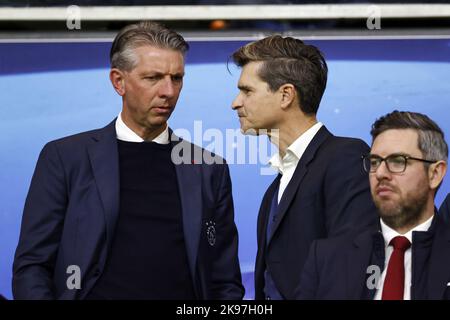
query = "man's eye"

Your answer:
(389, 156), (405, 165)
